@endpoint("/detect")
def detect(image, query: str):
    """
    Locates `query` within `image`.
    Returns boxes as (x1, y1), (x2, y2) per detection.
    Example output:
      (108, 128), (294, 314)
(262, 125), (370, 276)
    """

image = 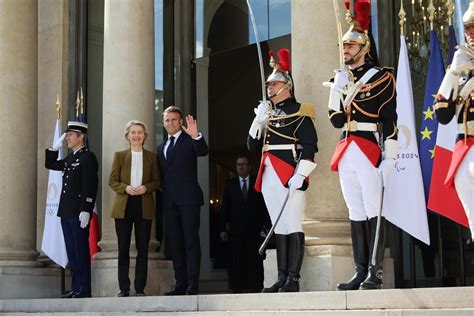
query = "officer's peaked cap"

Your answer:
(66, 121), (88, 134)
